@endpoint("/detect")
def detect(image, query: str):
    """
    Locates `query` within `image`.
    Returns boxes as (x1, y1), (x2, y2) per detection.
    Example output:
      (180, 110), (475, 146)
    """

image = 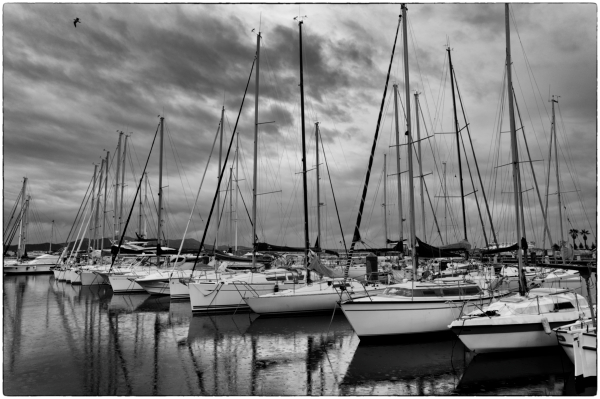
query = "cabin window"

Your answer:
(266, 275), (288, 281)
(418, 289), (443, 297)
(461, 286), (483, 296)
(442, 288), (461, 296)
(554, 301), (575, 311)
